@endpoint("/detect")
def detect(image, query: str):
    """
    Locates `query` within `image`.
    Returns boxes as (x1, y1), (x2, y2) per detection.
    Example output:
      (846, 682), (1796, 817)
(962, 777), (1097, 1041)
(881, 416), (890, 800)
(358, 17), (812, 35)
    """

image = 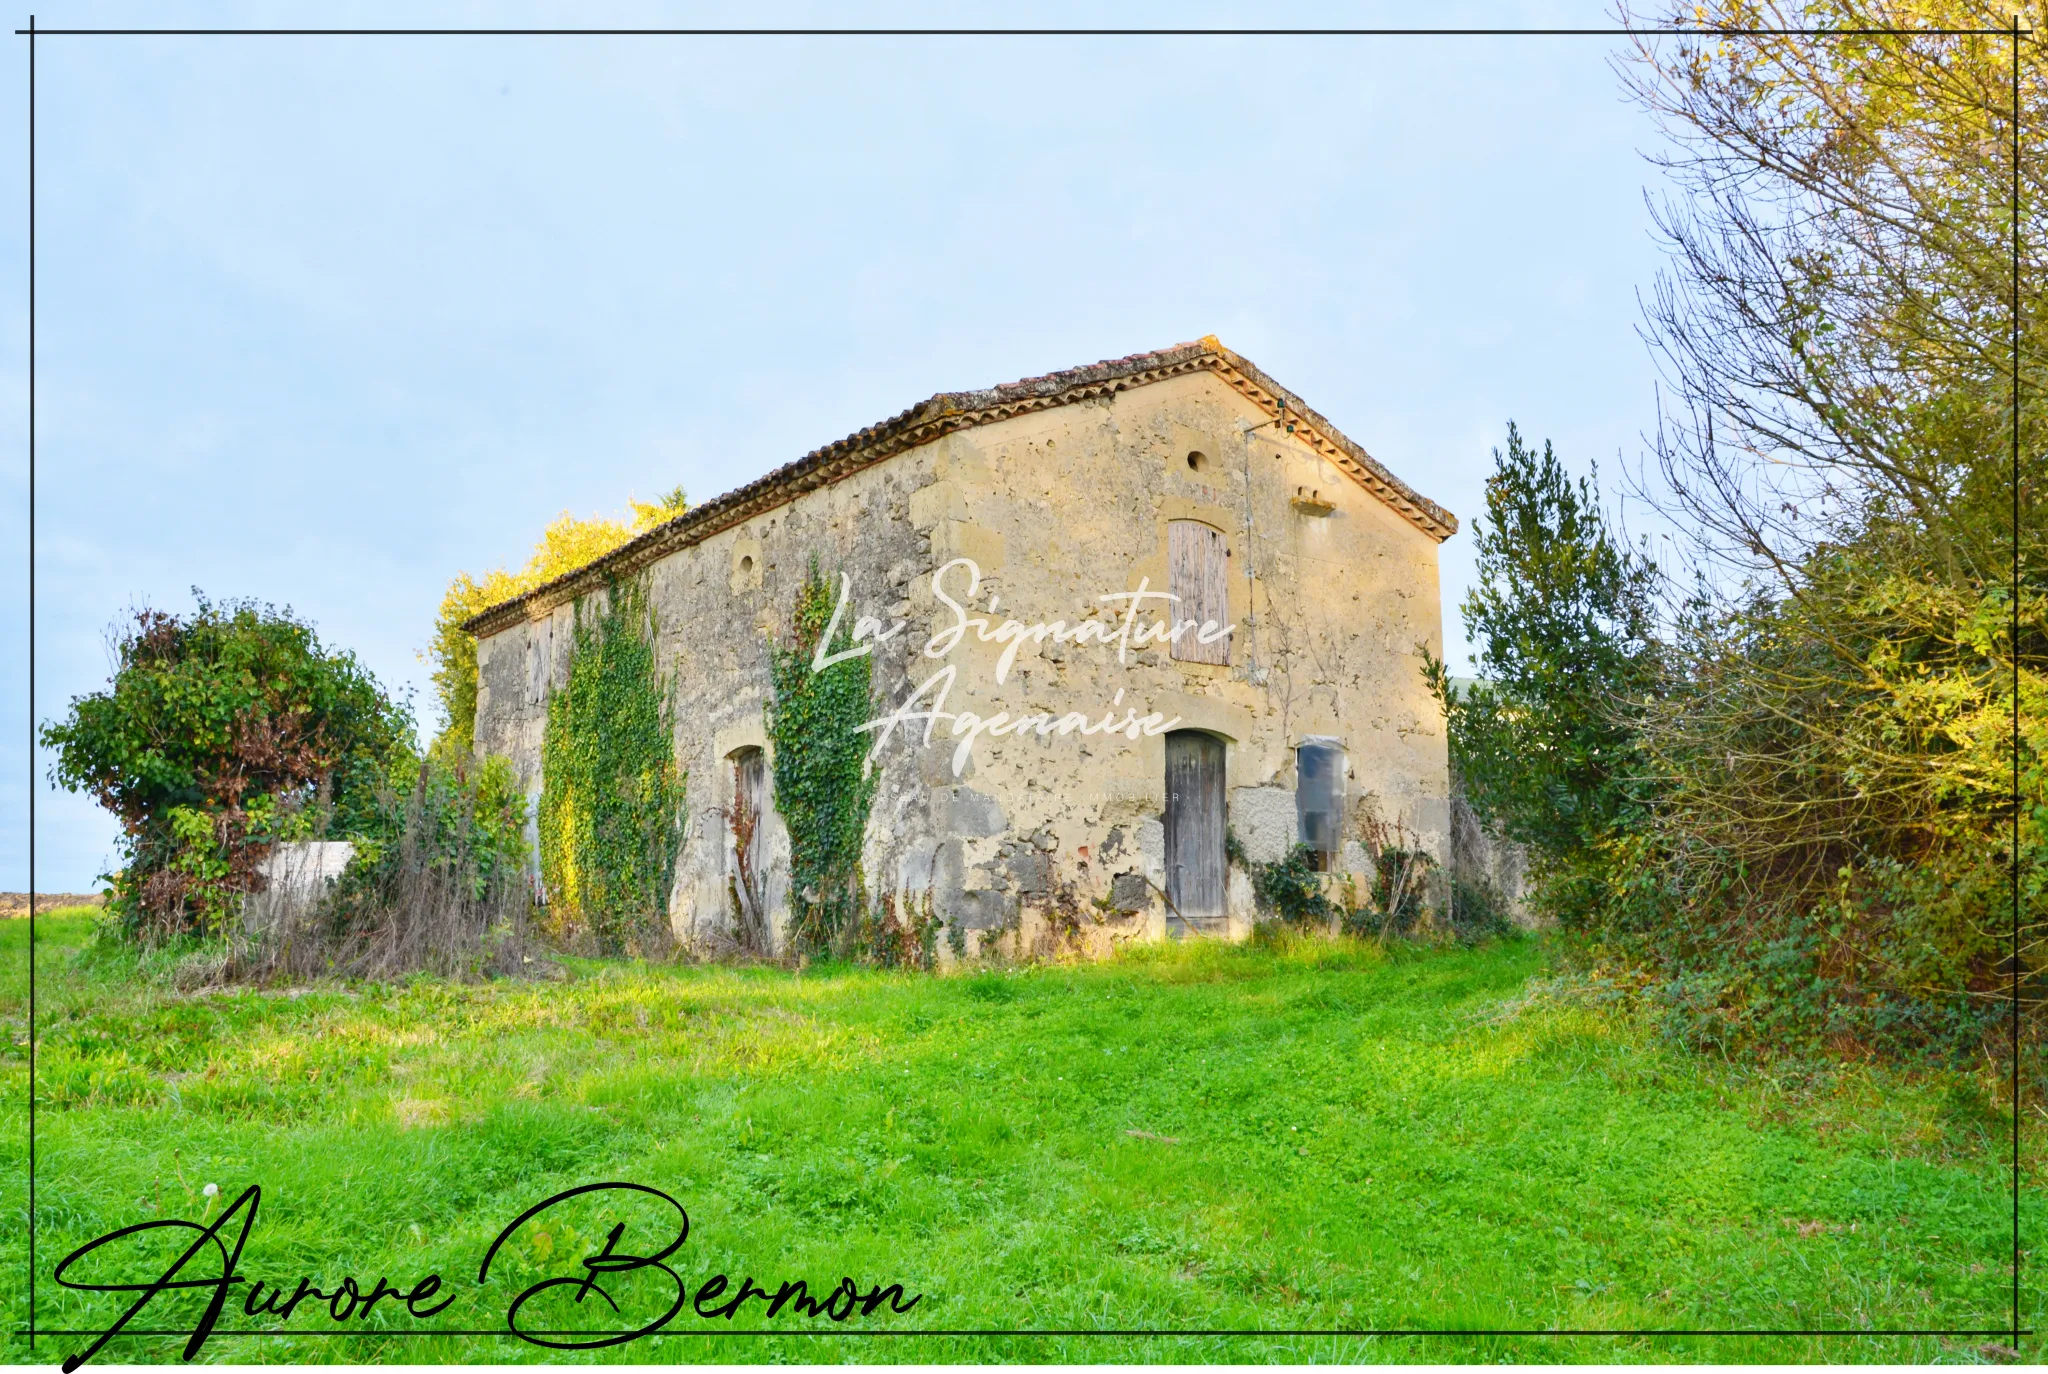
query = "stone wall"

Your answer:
(475, 366), (1452, 959)
(245, 841), (358, 934)
(1449, 794), (1533, 927)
